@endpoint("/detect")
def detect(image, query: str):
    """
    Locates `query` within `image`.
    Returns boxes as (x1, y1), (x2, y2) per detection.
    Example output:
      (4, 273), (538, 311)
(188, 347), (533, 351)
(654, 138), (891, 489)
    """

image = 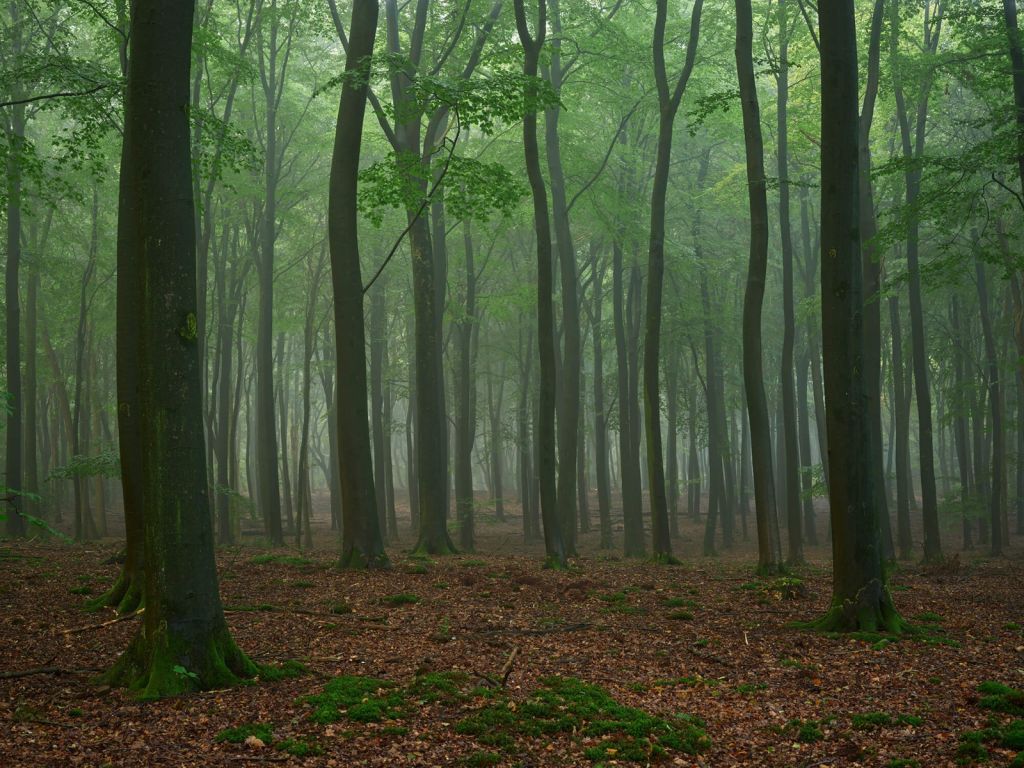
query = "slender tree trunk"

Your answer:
(951, 295), (975, 549)
(737, 0), (782, 573)
(891, 0), (943, 562)
(776, 0), (803, 566)
(591, 247), (613, 548)
(4, 4), (26, 537)
(644, 0), (702, 561)
(975, 256), (1004, 555)
(370, 276), (389, 538)
(514, 0), (566, 567)
(455, 221), (477, 551)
